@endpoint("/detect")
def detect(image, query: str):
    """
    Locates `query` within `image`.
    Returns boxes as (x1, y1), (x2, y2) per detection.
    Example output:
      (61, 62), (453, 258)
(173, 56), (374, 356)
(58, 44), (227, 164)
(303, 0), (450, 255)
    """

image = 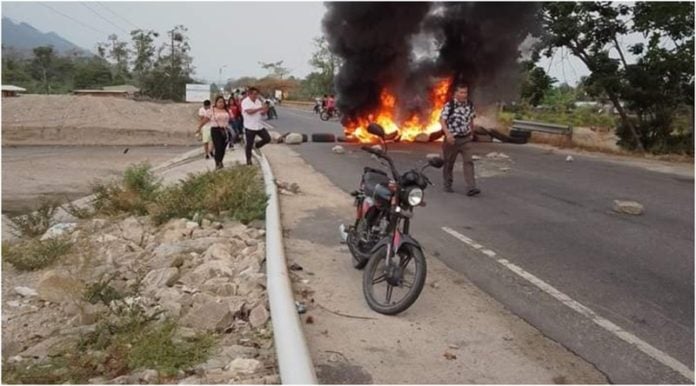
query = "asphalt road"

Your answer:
(266, 106), (694, 383)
